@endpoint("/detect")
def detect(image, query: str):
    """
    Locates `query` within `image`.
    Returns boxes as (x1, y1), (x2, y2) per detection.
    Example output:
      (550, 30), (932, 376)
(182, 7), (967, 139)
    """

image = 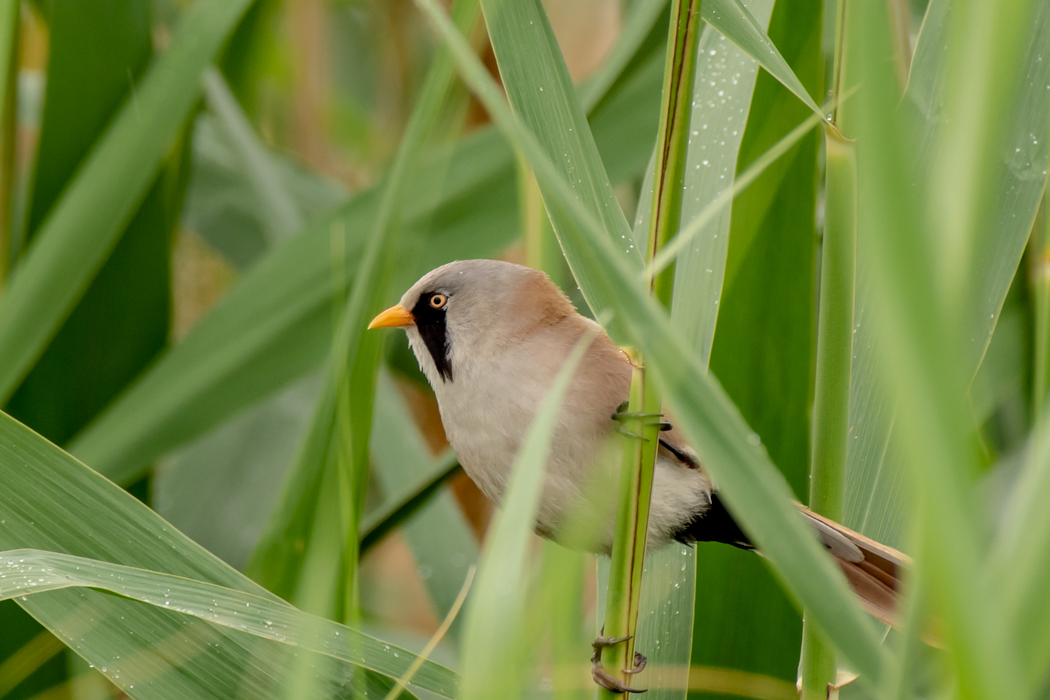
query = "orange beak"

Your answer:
(368, 304), (415, 329)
